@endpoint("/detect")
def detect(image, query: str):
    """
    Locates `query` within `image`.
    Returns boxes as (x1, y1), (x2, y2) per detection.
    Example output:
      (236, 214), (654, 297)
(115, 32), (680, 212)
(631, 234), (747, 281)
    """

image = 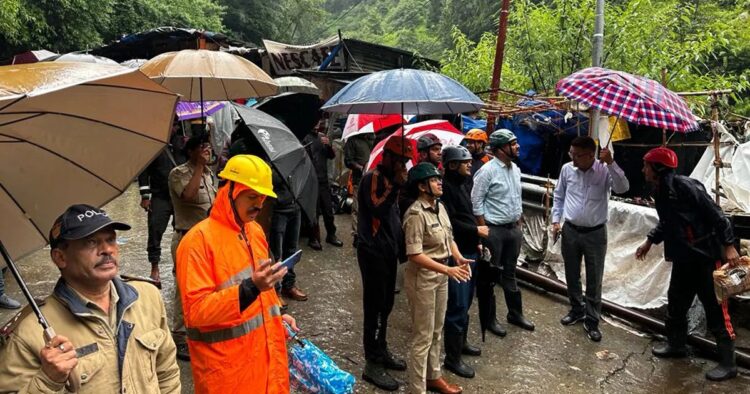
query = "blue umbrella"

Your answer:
(321, 69), (483, 115)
